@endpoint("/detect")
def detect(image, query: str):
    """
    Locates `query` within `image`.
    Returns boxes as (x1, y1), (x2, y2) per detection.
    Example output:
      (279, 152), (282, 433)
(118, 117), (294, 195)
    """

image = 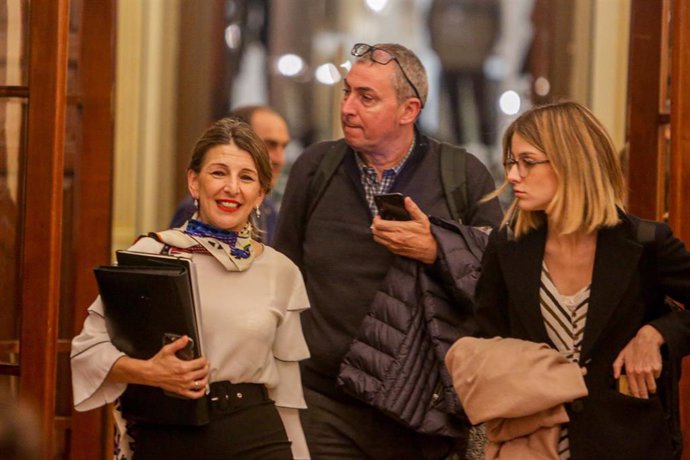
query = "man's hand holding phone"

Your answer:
(374, 193), (412, 221)
(371, 194), (438, 264)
